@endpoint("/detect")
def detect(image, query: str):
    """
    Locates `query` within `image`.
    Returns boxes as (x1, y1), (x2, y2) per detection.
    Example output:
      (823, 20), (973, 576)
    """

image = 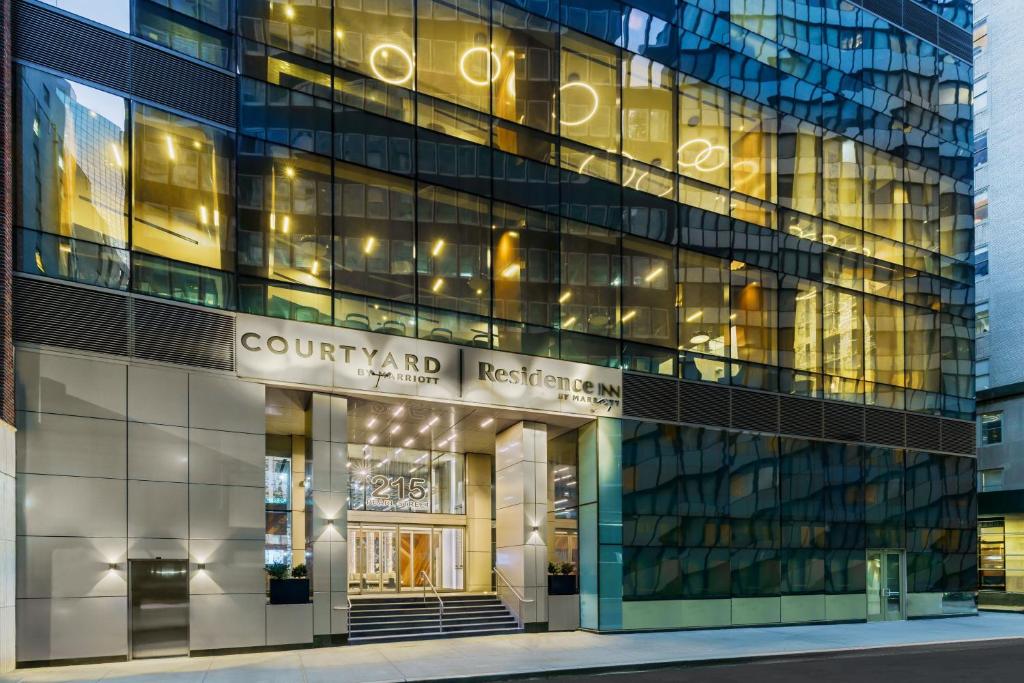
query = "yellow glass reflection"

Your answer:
(731, 97), (776, 203)
(678, 76), (729, 188)
(622, 54), (674, 171)
(780, 118), (821, 216)
(864, 296), (904, 388)
(823, 133), (862, 229)
(417, 0), (490, 113)
(864, 147), (903, 242)
(730, 264), (777, 366)
(560, 30), (619, 152)
(824, 287), (862, 381)
(333, 0), (415, 84)
(491, 3), (557, 132)
(678, 250), (730, 358)
(133, 105), (233, 270)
